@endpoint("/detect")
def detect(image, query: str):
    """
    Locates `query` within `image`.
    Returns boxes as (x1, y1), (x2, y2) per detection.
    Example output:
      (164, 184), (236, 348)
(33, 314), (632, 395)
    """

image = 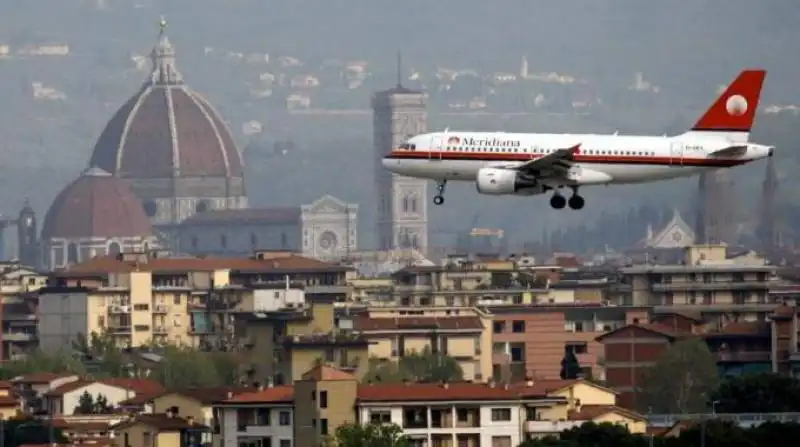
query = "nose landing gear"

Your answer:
(433, 180), (447, 205)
